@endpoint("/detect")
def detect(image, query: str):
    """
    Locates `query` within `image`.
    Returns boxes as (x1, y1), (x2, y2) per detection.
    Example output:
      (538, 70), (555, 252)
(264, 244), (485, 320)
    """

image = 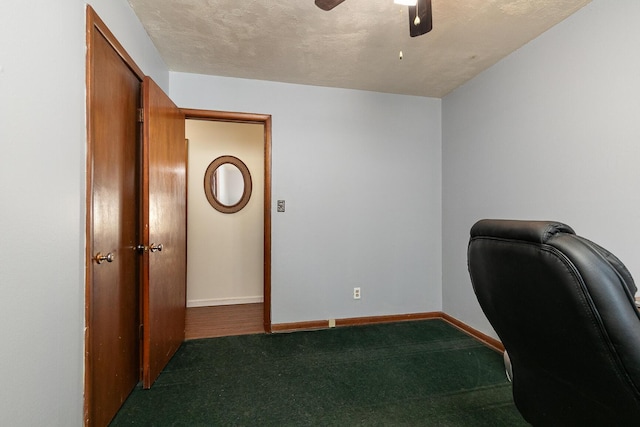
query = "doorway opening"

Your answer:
(182, 109), (272, 336)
